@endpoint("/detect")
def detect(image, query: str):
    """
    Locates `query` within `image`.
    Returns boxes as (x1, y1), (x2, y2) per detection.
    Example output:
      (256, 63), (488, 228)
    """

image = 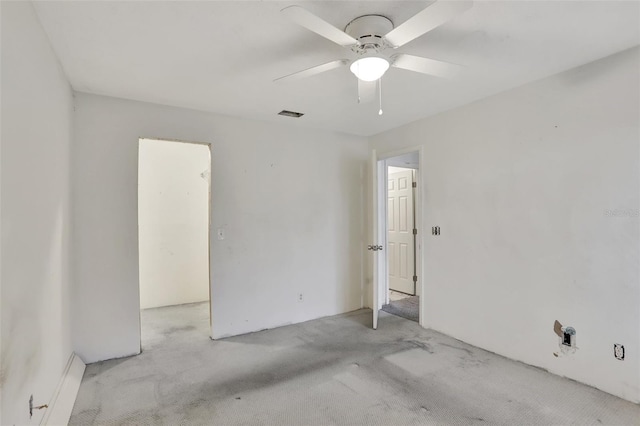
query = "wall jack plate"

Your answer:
(614, 344), (625, 360)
